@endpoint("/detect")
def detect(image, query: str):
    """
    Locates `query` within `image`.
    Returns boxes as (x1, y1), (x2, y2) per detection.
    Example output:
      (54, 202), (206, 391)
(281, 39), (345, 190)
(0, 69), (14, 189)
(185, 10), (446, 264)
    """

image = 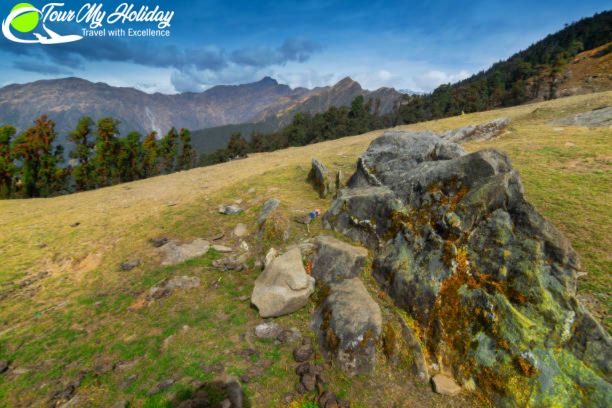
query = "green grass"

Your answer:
(0, 91), (609, 407)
